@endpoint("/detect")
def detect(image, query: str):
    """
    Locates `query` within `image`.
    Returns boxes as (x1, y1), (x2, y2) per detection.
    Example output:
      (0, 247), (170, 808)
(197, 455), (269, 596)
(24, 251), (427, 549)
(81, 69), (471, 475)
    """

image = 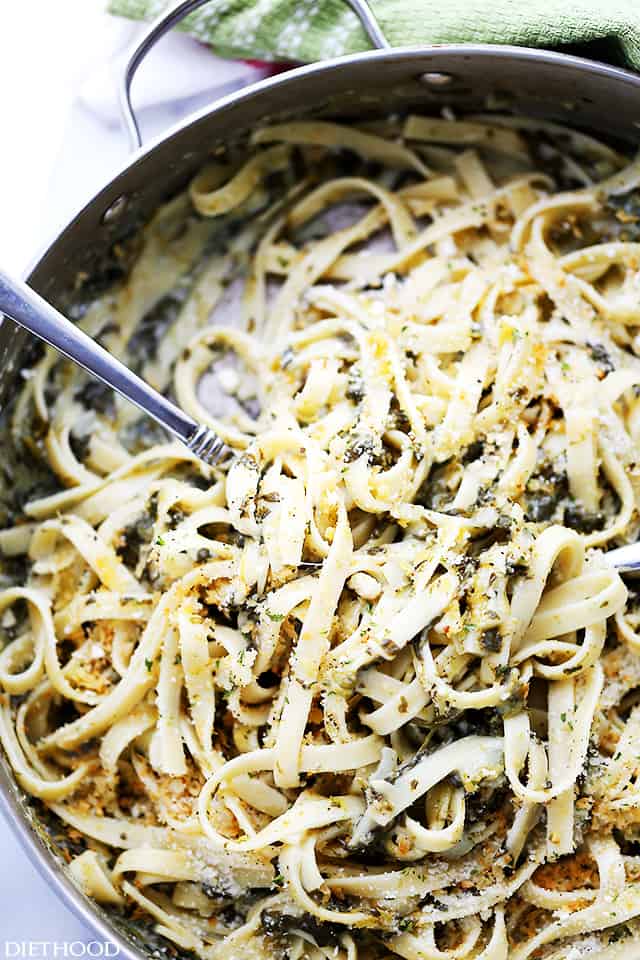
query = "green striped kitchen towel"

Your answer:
(109, 1), (640, 68)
